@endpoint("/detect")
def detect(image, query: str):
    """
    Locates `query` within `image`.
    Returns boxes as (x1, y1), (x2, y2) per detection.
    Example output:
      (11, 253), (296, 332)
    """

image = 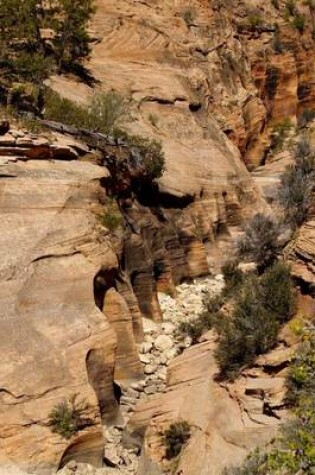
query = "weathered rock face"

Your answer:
(76, 0), (315, 172)
(0, 128), (143, 473)
(0, 114), (262, 473)
(128, 337), (288, 475)
(289, 220), (315, 295)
